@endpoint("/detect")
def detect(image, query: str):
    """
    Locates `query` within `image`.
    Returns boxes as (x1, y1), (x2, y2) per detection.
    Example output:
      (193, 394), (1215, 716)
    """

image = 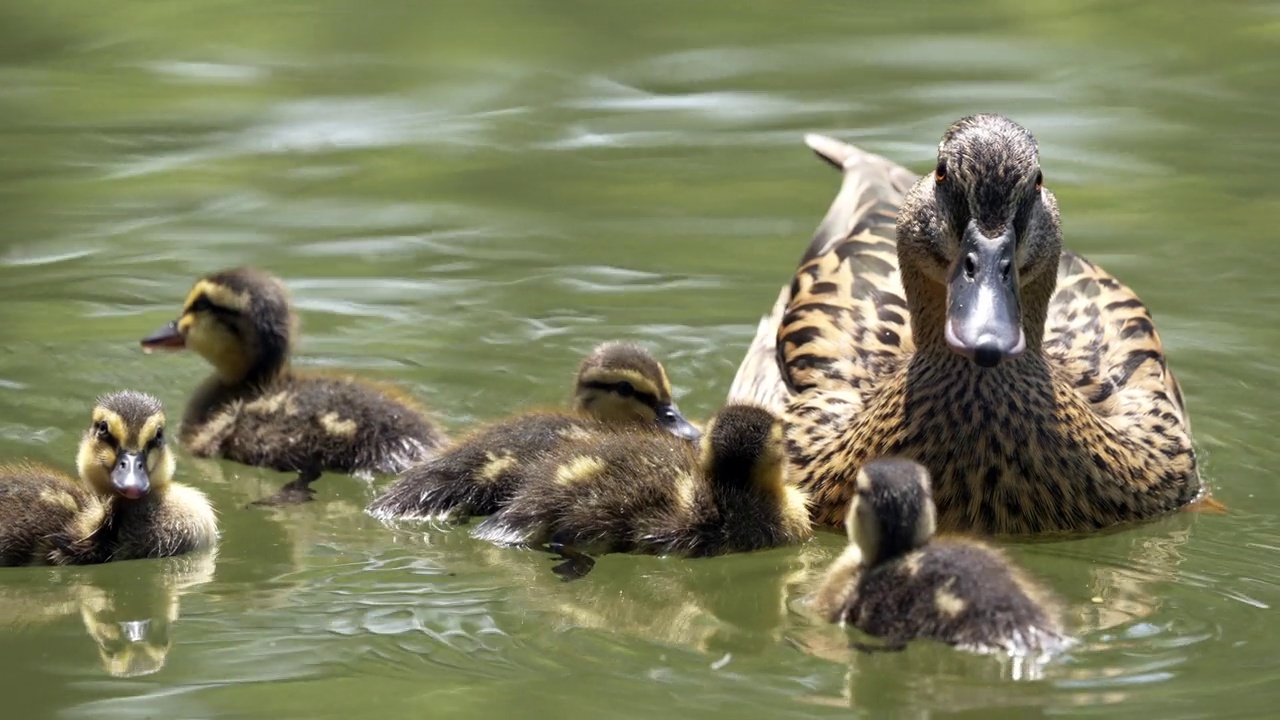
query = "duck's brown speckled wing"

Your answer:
(1043, 250), (1191, 431)
(727, 134), (916, 413)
